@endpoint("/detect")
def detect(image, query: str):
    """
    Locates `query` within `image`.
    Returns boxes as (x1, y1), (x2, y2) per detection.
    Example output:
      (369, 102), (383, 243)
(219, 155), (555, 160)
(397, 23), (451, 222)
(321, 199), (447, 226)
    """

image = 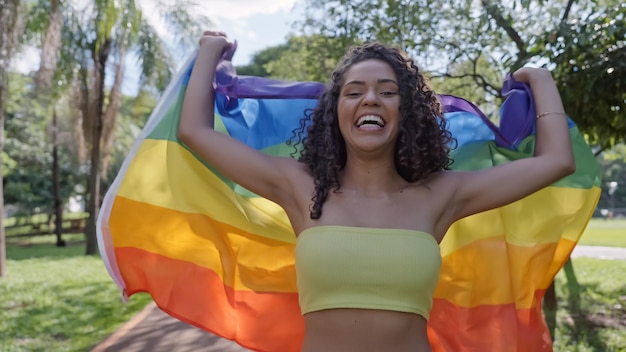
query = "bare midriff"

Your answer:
(301, 308), (431, 352)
